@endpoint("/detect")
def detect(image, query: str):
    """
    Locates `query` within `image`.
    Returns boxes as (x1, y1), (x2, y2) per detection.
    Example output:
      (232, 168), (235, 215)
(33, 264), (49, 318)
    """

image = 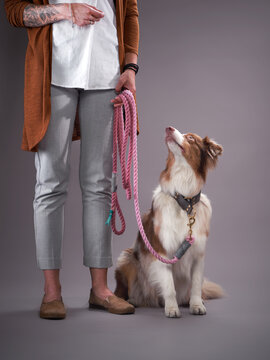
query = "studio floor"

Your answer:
(0, 291), (268, 360)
